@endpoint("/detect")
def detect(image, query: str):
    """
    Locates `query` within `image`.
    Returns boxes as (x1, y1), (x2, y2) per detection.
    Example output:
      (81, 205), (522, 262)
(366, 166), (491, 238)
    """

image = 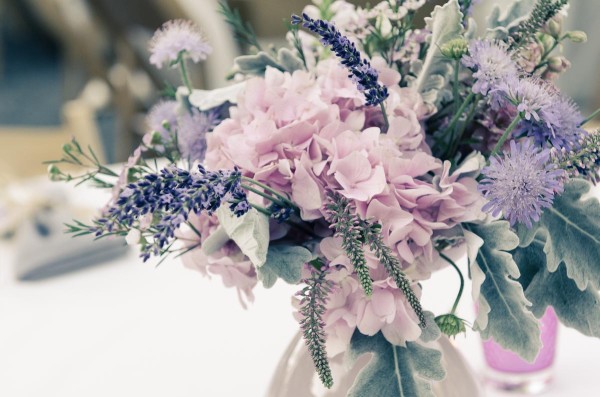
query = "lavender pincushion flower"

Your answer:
(478, 139), (564, 228)
(462, 39), (518, 95)
(494, 76), (554, 122)
(149, 19), (212, 69)
(520, 95), (587, 151)
(292, 13), (388, 106)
